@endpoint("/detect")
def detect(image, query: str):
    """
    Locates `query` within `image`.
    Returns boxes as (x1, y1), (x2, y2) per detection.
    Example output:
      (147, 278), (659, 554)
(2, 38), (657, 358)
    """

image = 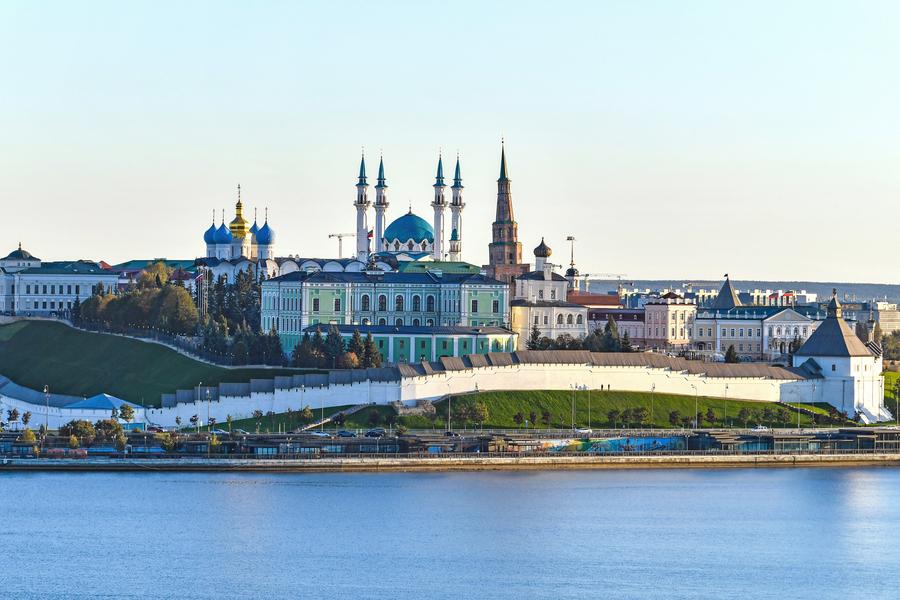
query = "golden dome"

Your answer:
(228, 185), (250, 239)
